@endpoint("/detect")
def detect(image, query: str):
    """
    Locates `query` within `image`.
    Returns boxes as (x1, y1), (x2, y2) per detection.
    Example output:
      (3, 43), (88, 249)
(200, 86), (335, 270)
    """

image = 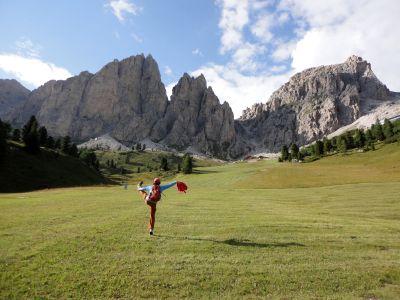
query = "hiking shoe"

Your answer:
(149, 229), (154, 236)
